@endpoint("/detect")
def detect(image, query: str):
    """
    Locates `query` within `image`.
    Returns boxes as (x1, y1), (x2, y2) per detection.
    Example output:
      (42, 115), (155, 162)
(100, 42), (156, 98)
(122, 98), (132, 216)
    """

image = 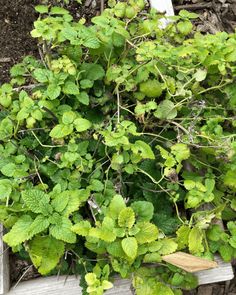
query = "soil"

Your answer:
(1, 0), (236, 293)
